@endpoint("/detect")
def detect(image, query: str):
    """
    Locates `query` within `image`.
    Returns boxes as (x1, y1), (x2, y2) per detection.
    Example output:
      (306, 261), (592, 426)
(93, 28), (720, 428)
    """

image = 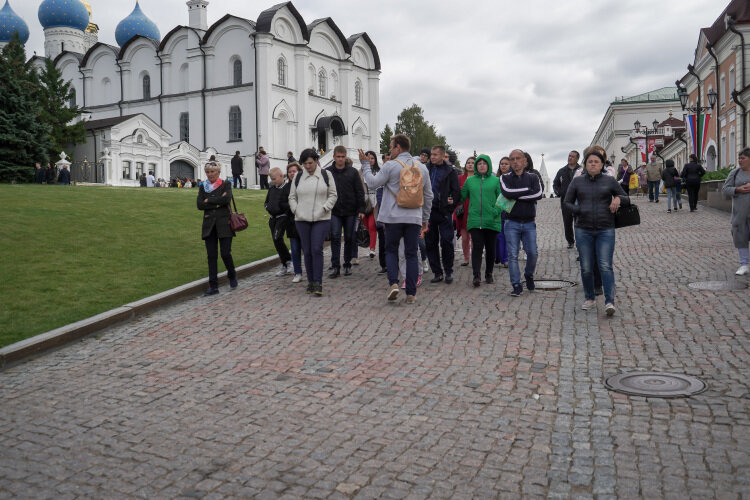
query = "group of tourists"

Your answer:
(196, 138), (750, 313)
(33, 162), (70, 185)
